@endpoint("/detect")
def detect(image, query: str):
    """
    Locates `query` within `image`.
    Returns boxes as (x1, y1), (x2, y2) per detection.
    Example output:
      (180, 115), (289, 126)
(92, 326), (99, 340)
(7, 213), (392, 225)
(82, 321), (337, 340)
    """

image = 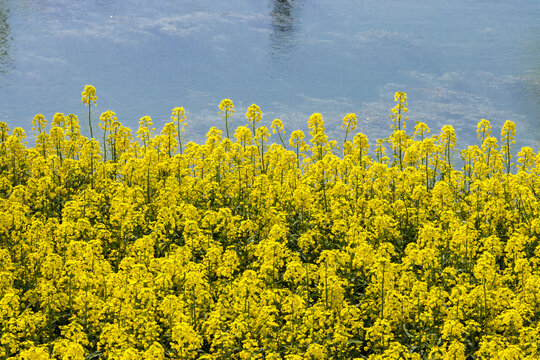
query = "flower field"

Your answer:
(0, 87), (539, 359)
